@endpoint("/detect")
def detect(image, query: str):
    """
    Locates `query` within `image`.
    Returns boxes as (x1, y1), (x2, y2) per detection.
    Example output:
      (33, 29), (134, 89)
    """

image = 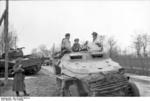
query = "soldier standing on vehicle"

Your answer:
(72, 38), (81, 52)
(61, 33), (71, 54)
(88, 32), (103, 51)
(12, 58), (29, 96)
